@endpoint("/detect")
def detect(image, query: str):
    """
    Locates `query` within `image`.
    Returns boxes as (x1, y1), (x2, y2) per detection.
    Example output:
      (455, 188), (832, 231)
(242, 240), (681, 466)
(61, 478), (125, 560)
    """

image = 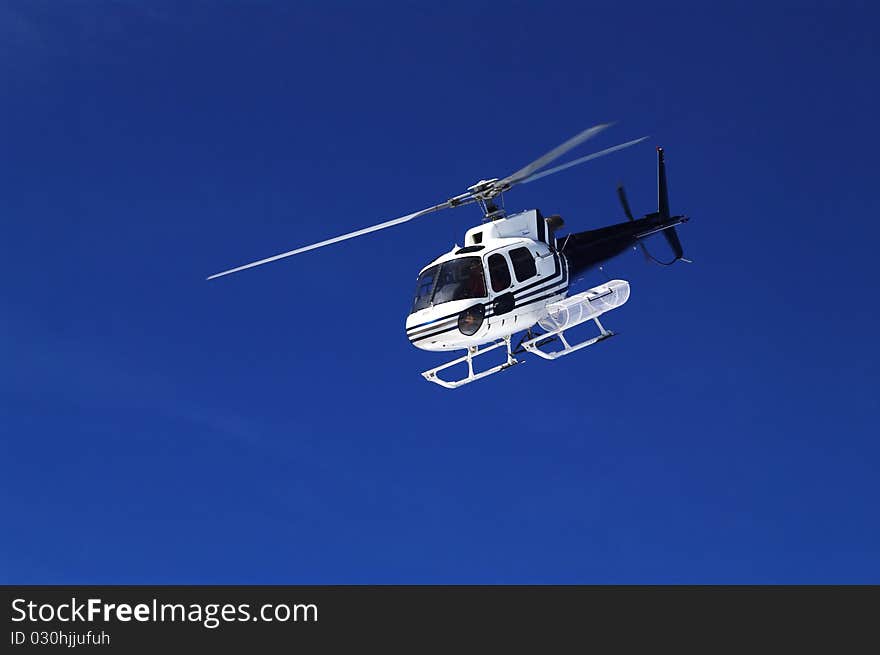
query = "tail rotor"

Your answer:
(617, 183), (653, 264)
(617, 147), (690, 266)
